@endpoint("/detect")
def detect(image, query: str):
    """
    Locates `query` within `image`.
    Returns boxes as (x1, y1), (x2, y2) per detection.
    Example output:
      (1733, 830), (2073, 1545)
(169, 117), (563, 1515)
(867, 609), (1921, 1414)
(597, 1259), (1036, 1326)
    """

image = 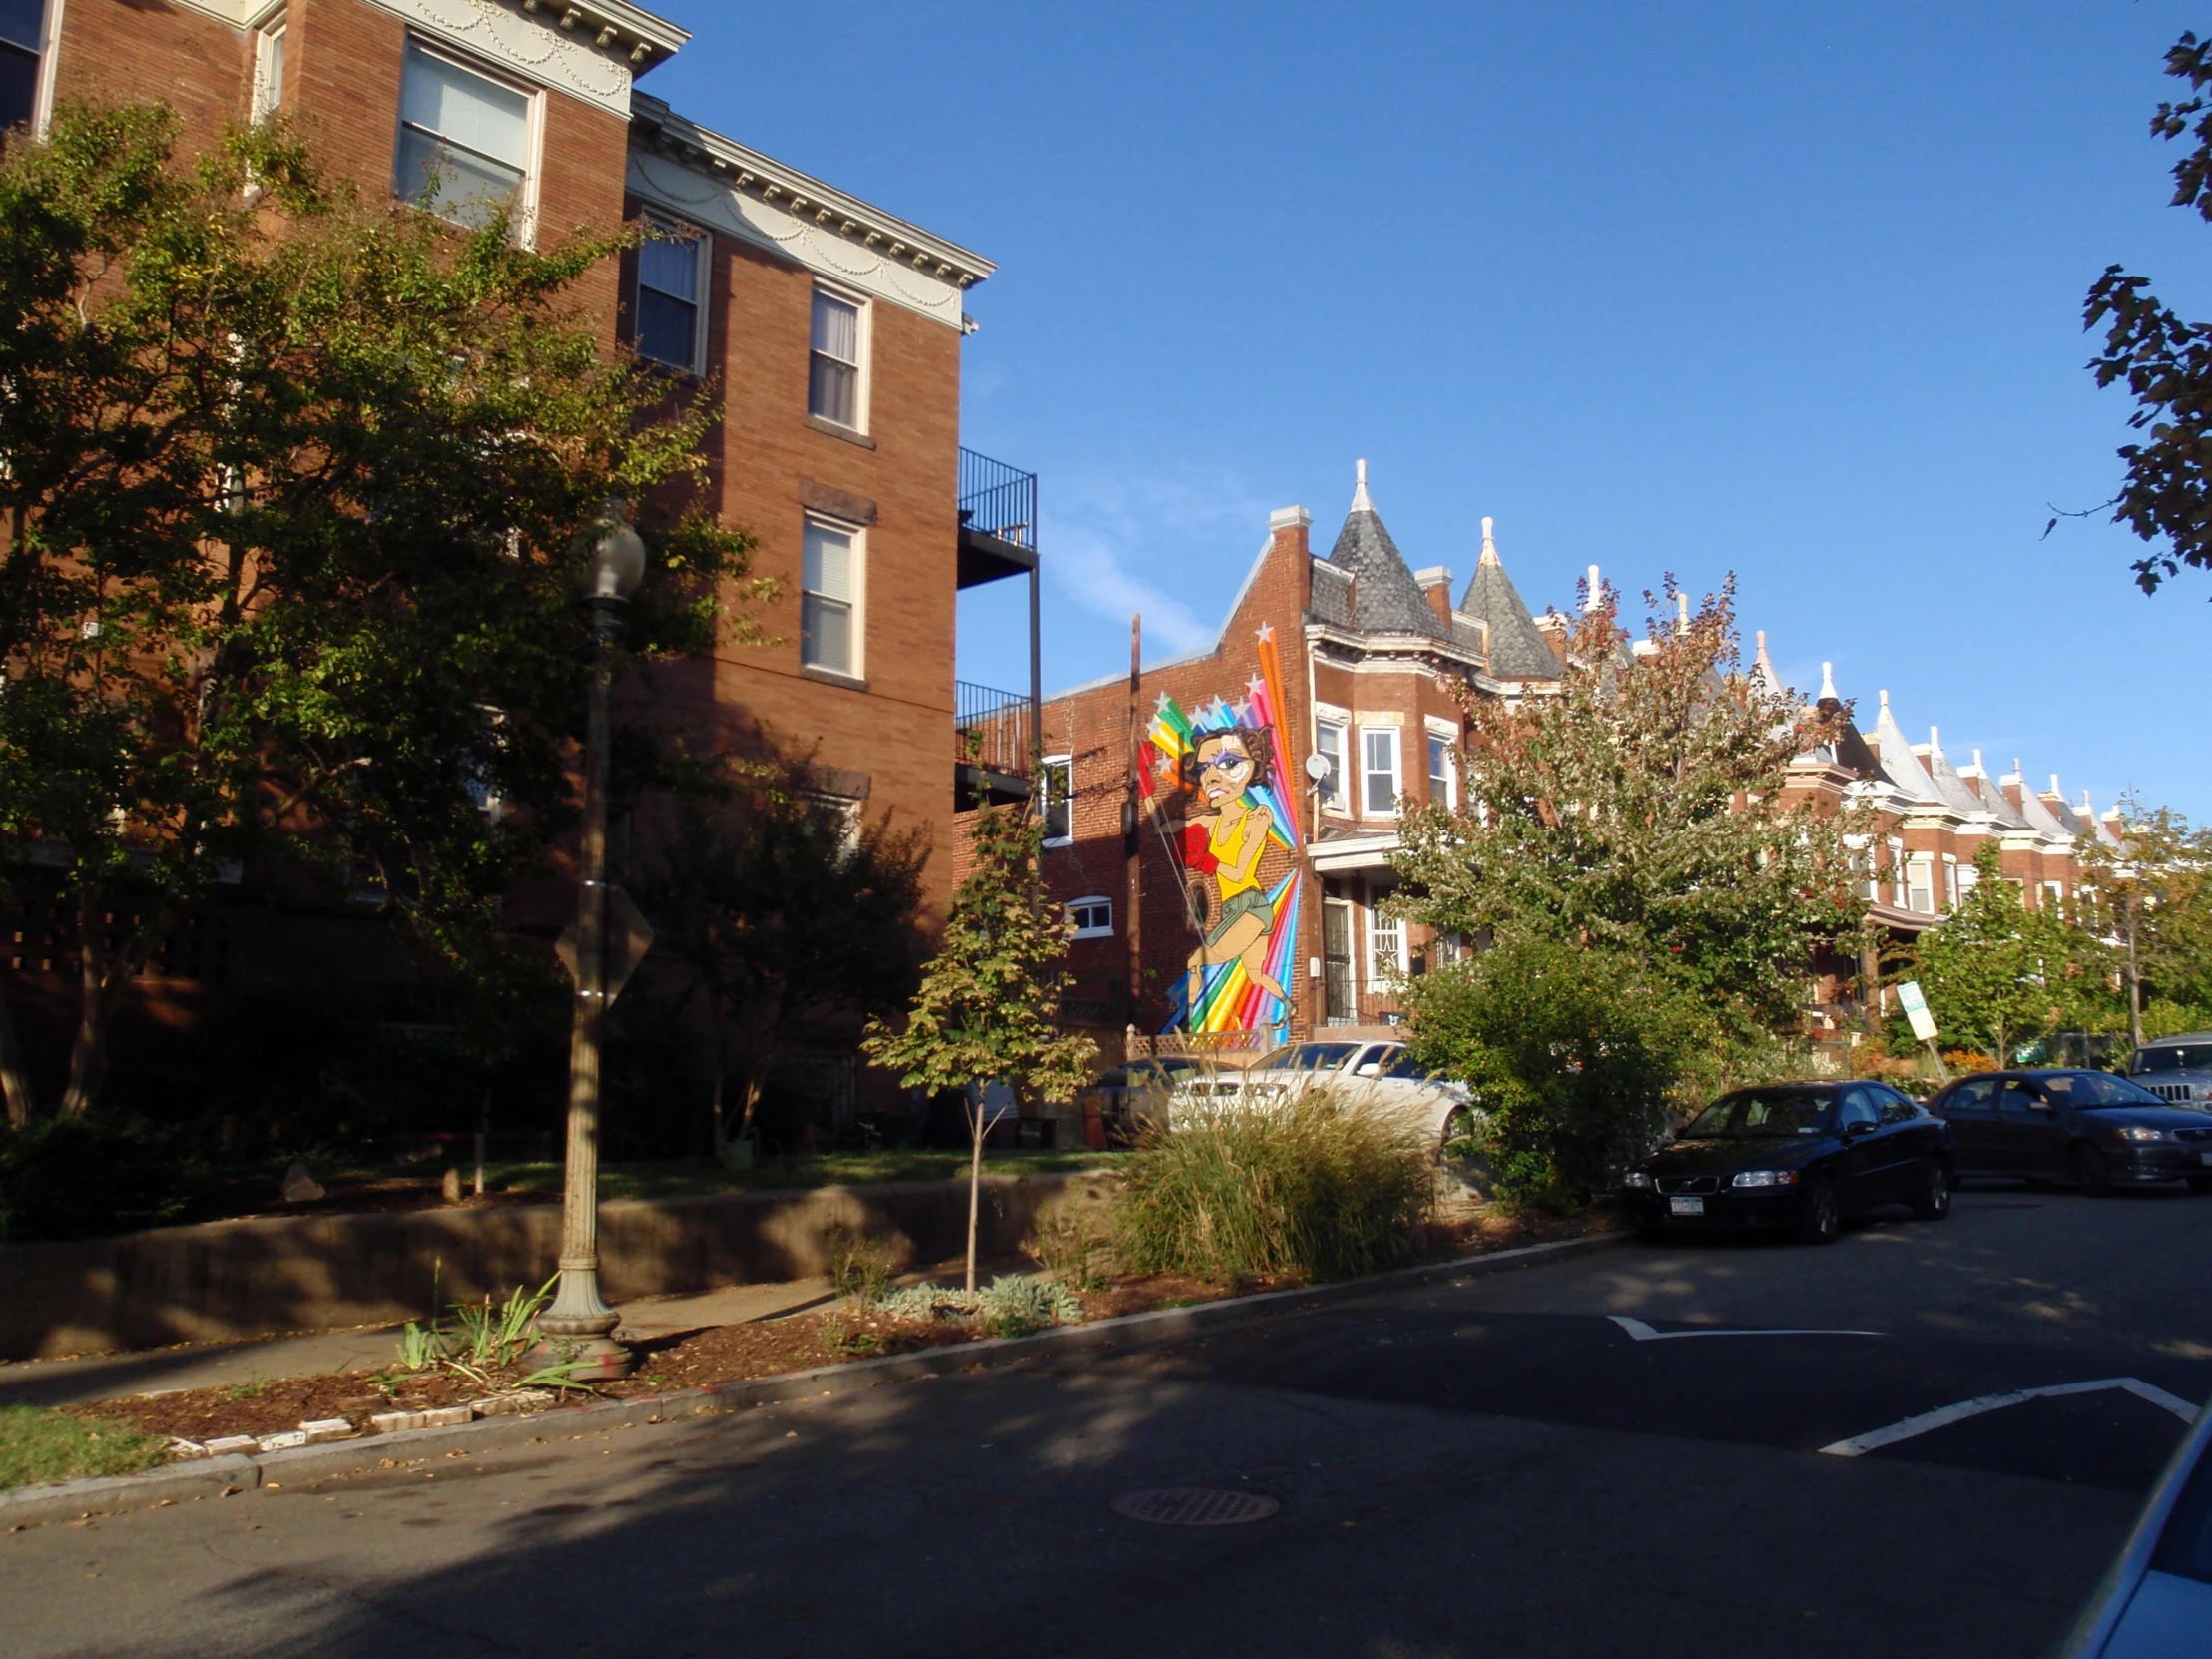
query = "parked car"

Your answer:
(1621, 1081), (1953, 1244)
(1082, 1057), (1206, 1143)
(1165, 1039), (1476, 1151)
(1926, 1069), (2212, 1194)
(2125, 1033), (2212, 1109)
(2054, 1382), (2212, 1656)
